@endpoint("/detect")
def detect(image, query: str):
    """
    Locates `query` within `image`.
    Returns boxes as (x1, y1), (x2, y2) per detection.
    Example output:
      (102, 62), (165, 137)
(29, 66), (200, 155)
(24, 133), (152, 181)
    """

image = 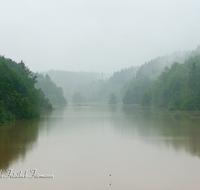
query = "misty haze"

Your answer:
(1, 0), (200, 189)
